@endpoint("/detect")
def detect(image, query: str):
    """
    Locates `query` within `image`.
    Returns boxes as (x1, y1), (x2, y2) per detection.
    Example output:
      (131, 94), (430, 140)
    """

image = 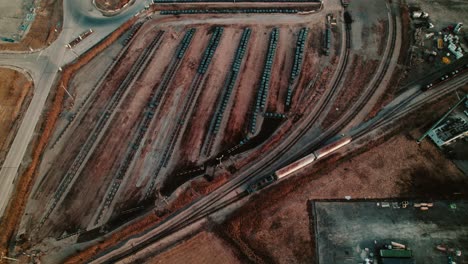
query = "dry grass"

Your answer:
(0, 0), (62, 51)
(0, 68), (33, 162)
(221, 93), (467, 263)
(142, 231), (241, 264)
